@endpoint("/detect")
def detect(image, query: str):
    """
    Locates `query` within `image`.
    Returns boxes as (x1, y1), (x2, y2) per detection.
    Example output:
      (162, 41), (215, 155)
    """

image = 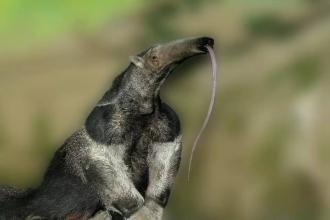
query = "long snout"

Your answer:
(194, 37), (214, 52)
(158, 37), (214, 65)
(167, 36), (214, 53)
